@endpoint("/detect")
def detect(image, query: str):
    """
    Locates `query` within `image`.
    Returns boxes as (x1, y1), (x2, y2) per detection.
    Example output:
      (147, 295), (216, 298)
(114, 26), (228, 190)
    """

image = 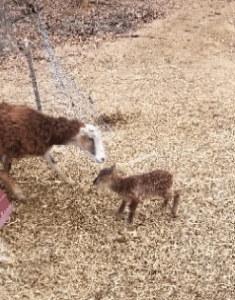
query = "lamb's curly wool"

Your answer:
(93, 165), (180, 223)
